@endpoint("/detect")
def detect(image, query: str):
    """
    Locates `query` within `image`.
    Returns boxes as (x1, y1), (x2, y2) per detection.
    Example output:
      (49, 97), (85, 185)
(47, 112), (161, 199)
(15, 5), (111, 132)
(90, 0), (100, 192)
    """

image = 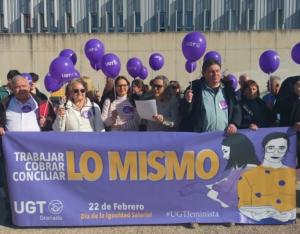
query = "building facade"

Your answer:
(0, 0), (299, 34)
